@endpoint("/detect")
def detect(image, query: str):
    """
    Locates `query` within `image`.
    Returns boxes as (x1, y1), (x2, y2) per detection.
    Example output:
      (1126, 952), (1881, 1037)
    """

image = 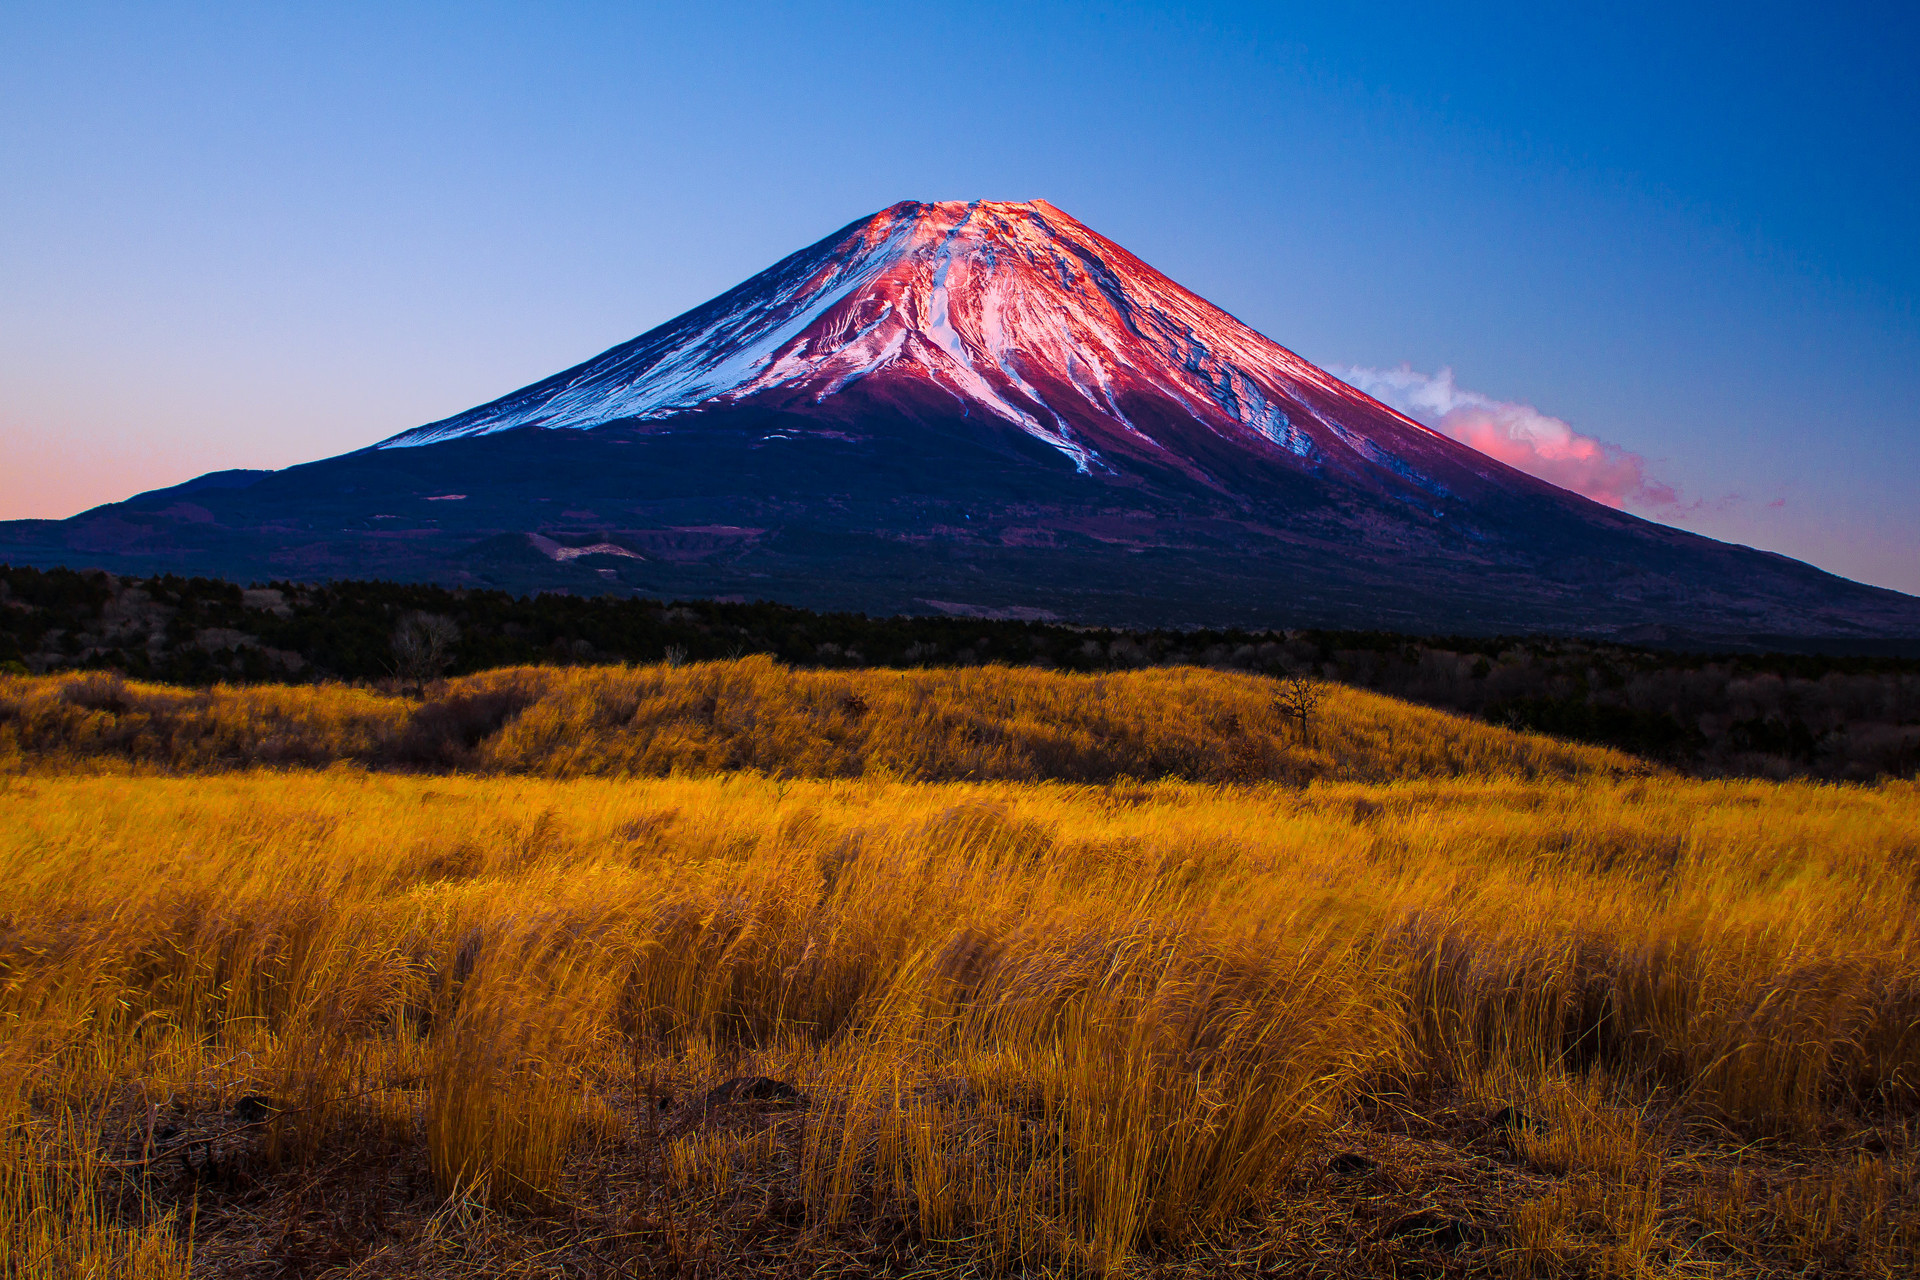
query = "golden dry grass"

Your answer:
(0, 664), (1914, 1277)
(0, 658), (1640, 782)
